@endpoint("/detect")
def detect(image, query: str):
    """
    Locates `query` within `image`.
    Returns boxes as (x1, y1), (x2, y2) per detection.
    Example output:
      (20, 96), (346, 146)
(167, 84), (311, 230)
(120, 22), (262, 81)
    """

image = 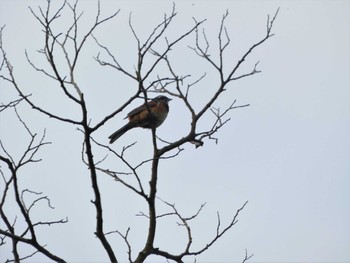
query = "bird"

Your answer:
(109, 95), (172, 143)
